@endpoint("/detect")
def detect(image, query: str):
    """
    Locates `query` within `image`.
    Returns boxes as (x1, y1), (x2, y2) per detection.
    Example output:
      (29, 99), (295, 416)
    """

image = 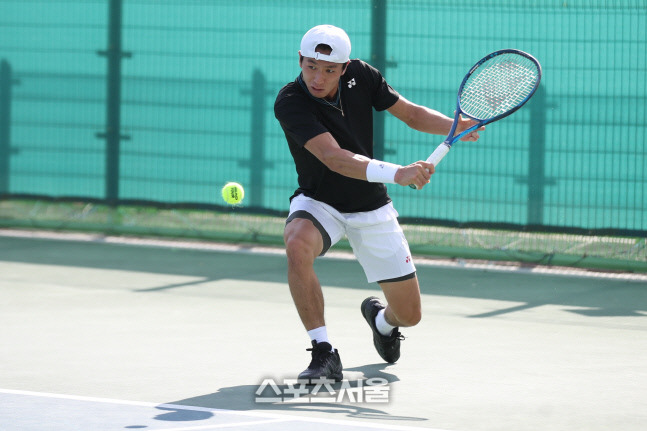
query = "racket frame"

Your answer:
(411, 49), (542, 188)
(447, 48), (542, 147)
